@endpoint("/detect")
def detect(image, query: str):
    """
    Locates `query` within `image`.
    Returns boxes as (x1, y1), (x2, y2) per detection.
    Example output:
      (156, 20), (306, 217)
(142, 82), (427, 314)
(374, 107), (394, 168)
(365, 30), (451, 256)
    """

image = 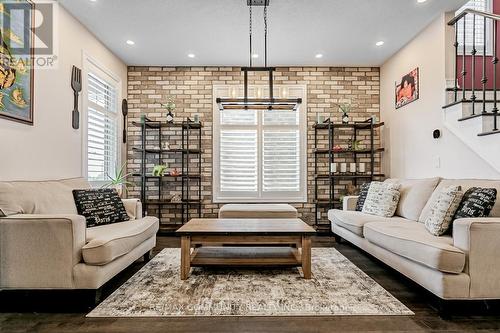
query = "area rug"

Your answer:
(88, 248), (413, 317)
